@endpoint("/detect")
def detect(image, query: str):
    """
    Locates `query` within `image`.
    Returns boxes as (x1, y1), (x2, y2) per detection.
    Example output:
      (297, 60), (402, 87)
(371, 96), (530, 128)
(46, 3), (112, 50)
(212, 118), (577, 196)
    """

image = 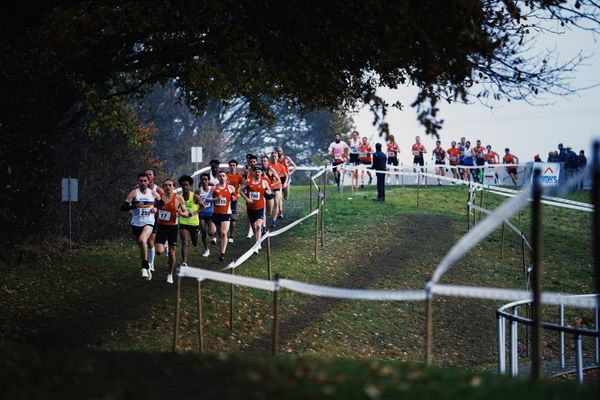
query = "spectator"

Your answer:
(534, 154), (542, 162)
(564, 146), (579, 182)
(371, 143), (387, 202)
(577, 150), (588, 189)
(557, 143), (567, 163)
(547, 151), (556, 162)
